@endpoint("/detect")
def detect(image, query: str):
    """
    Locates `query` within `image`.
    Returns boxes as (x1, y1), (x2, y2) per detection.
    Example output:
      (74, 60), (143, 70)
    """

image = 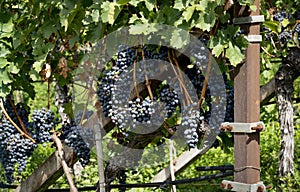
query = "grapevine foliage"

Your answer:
(0, 0), (265, 185)
(0, 0), (255, 98)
